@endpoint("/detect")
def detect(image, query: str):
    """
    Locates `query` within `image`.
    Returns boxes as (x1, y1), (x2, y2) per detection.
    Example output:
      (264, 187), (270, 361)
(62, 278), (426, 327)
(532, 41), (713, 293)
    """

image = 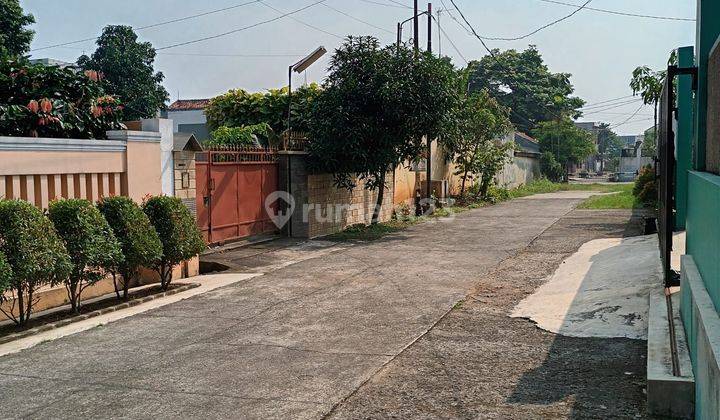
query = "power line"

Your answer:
(321, 3), (394, 34)
(581, 94), (636, 107)
(259, 0), (343, 39)
(30, 0), (262, 52)
(156, 0), (330, 51)
(534, 0), (695, 22)
(581, 98), (643, 113)
(158, 52), (302, 58)
(609, 103), (646, 128)
(436, 18), (468, 64)
(357, 0), (410, 9)
(480, 0), (593, 41)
